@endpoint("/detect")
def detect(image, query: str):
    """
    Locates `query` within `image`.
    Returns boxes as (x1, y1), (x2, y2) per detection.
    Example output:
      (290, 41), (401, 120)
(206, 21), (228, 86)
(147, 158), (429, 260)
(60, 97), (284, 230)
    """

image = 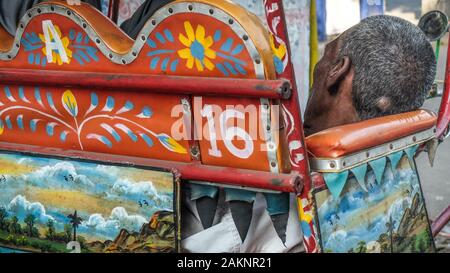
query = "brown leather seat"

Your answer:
(305, 109), (437, 159)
